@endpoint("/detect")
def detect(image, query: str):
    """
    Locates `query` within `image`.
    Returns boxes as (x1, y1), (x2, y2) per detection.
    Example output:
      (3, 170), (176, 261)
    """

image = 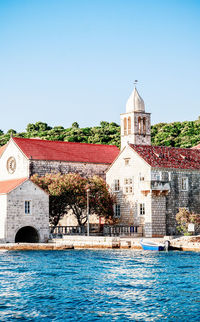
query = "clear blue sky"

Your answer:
(0, 0), (200, 133)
